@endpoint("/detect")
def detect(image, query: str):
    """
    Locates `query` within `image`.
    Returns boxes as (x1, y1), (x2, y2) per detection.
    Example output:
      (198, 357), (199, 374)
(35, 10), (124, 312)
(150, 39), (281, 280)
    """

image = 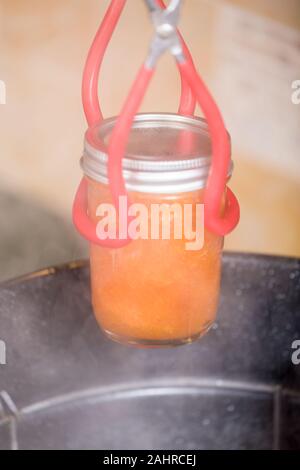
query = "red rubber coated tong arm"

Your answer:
(73, 0), (240, 247)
